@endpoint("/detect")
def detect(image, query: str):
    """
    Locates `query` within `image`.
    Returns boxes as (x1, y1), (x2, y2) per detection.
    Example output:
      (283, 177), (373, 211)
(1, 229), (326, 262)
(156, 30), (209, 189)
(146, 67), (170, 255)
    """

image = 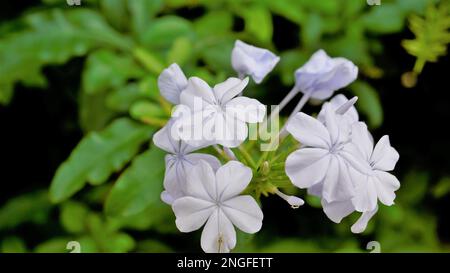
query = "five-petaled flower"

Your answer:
(153, 120), (220, 205)
(285, 104), (371, 203)
(175, 76), (266, 147)
(172, 160), (263, 253)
